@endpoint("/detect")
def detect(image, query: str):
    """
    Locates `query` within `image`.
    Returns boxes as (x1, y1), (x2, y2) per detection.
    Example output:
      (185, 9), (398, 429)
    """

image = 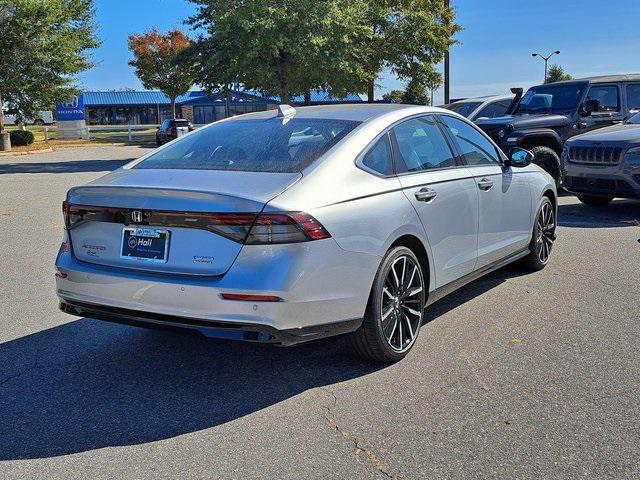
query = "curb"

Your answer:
(0, 147), (53, 156)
